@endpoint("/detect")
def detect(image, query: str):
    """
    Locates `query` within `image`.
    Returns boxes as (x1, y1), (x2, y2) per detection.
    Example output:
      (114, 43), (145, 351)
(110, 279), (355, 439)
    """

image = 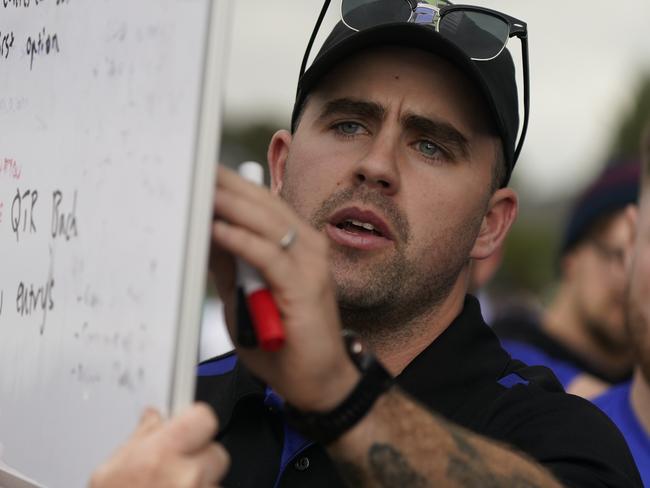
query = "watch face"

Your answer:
(342, 329), (377, 371)
(342, 329), (365, 368)
(285, 329), (394, 445)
